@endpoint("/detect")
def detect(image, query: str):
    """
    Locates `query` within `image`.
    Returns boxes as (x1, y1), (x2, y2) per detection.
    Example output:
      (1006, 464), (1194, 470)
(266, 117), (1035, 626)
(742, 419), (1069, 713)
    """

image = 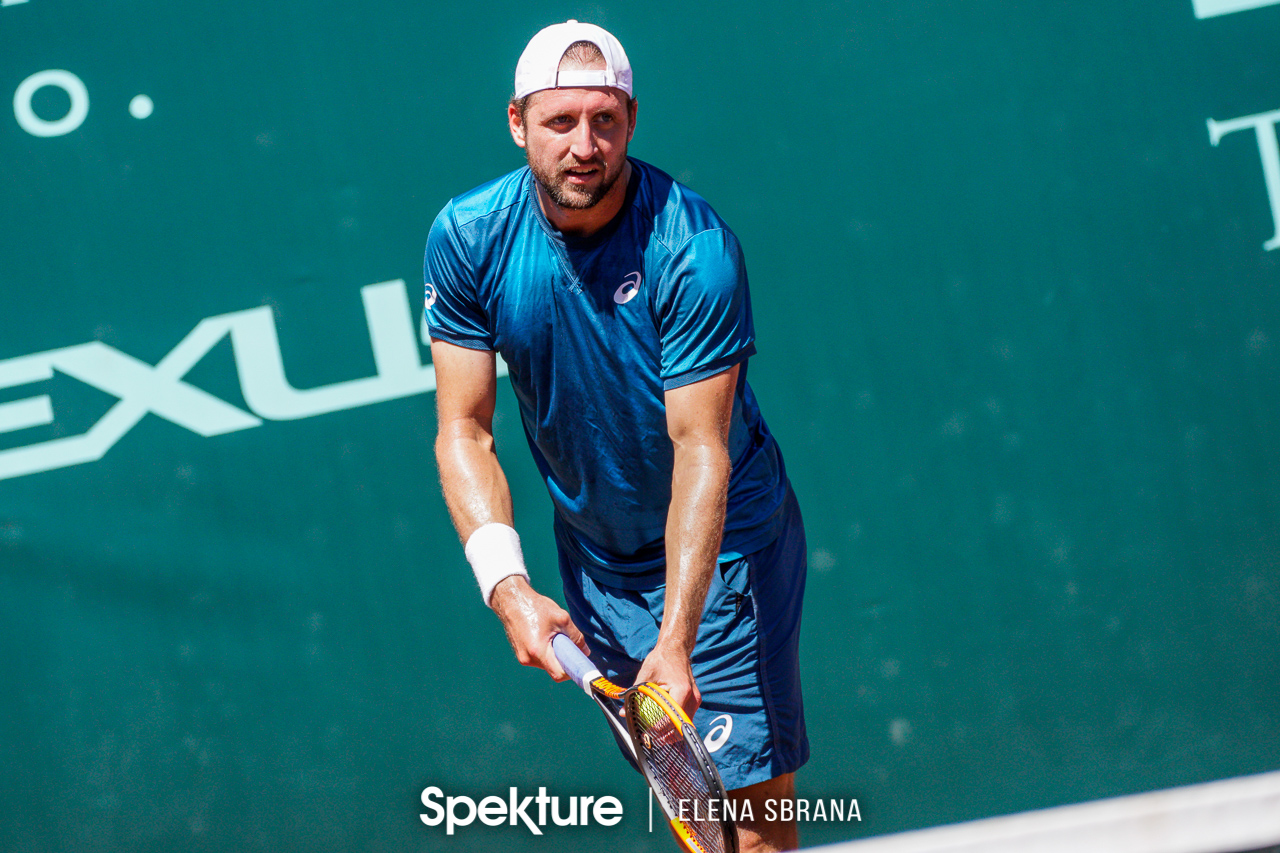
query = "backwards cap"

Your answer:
(513, 20), (633, 99)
